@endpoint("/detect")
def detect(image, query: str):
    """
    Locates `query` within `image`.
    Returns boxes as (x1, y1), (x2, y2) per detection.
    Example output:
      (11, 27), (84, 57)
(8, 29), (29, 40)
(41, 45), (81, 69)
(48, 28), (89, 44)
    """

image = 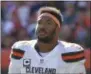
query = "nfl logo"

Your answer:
(40, 59), (44, 63)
